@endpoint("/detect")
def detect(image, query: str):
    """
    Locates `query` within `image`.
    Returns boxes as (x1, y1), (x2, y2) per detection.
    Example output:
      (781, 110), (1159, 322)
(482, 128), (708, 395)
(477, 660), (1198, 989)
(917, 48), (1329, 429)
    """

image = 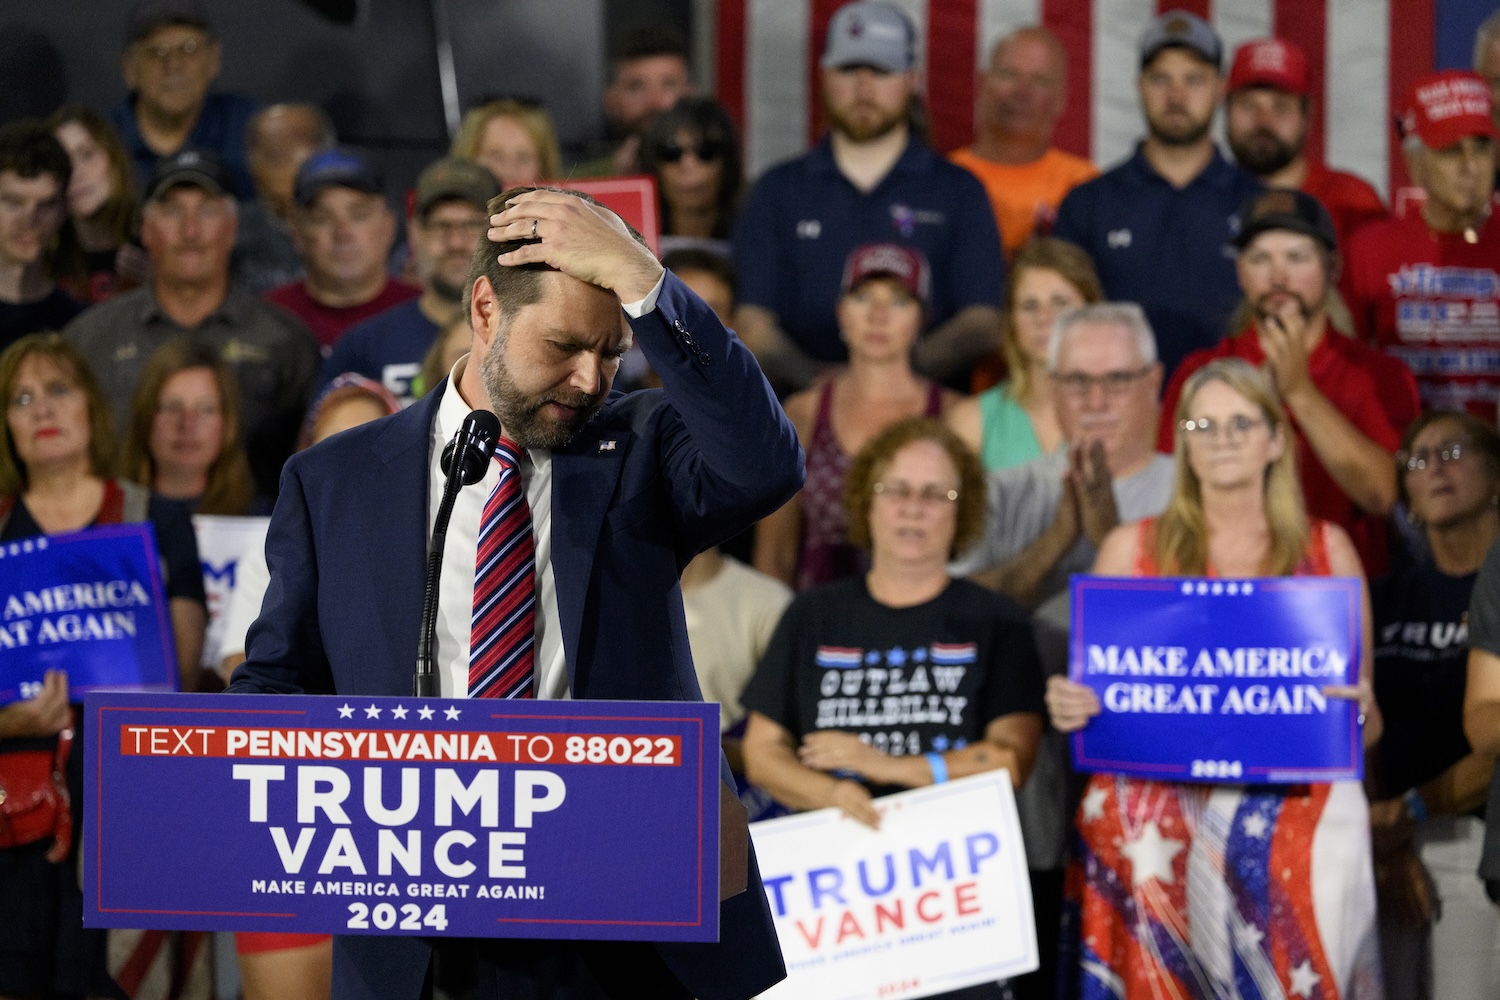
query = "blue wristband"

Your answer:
(1403, 788), (1429, 824)
(925, 752), (948, 785)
